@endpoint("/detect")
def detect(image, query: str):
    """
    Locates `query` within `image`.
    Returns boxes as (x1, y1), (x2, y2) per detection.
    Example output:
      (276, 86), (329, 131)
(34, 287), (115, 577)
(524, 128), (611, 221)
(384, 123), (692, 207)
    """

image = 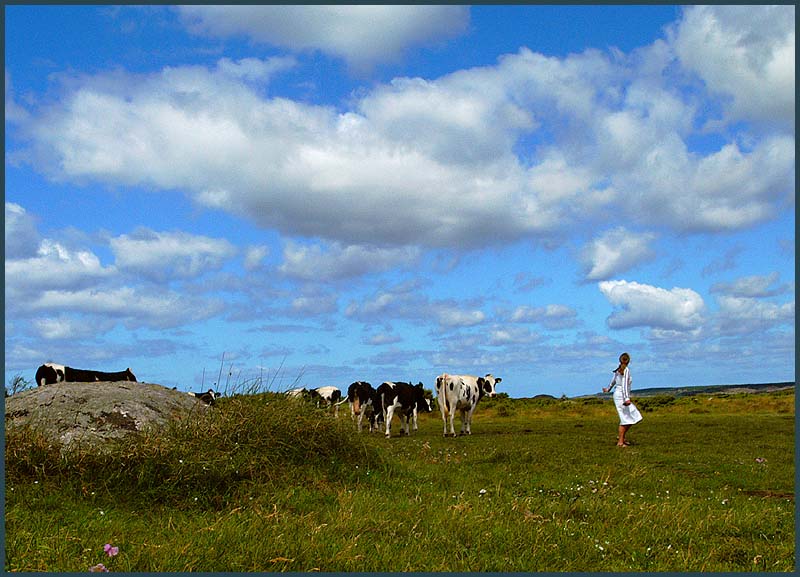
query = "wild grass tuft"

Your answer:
(6, 393), (384, 509)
